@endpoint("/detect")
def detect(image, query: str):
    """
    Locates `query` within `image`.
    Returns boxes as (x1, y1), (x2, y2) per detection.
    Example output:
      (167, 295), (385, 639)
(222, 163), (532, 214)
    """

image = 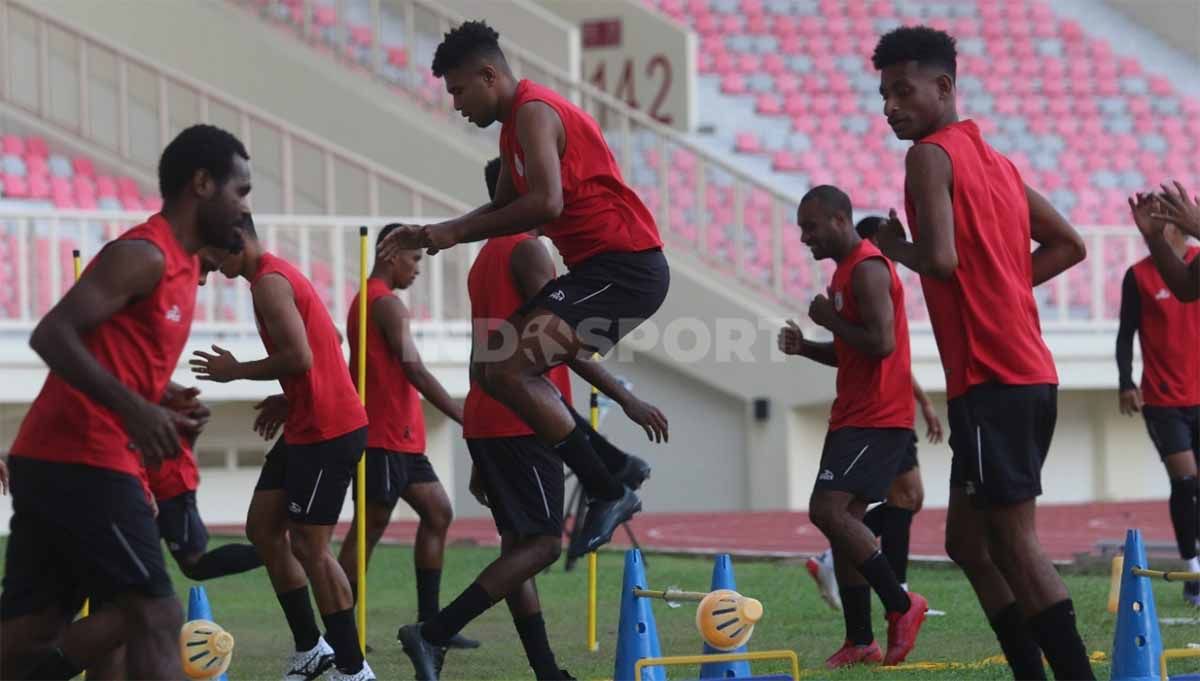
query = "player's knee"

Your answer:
(807, 499), (841, 535)
(890, 487), (924, 513)
(125, 595), (183, 638)
(421, 501), (453, 535)
(288, 531), (321, 567)
(945, 532), (989, 572)
(531, 536), (561, 568)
